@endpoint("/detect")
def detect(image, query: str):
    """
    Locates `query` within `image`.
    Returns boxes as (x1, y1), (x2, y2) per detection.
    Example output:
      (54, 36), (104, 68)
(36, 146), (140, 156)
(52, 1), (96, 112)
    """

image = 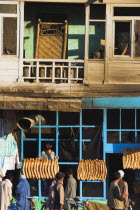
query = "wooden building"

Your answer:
(1, 0), (140, 208)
